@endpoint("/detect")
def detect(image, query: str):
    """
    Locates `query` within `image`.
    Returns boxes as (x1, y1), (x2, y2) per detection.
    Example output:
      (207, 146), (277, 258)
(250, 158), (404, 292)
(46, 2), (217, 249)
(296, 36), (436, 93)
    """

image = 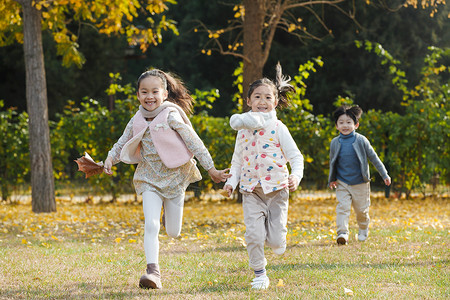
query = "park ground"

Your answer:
(0, 192), (448, 299)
